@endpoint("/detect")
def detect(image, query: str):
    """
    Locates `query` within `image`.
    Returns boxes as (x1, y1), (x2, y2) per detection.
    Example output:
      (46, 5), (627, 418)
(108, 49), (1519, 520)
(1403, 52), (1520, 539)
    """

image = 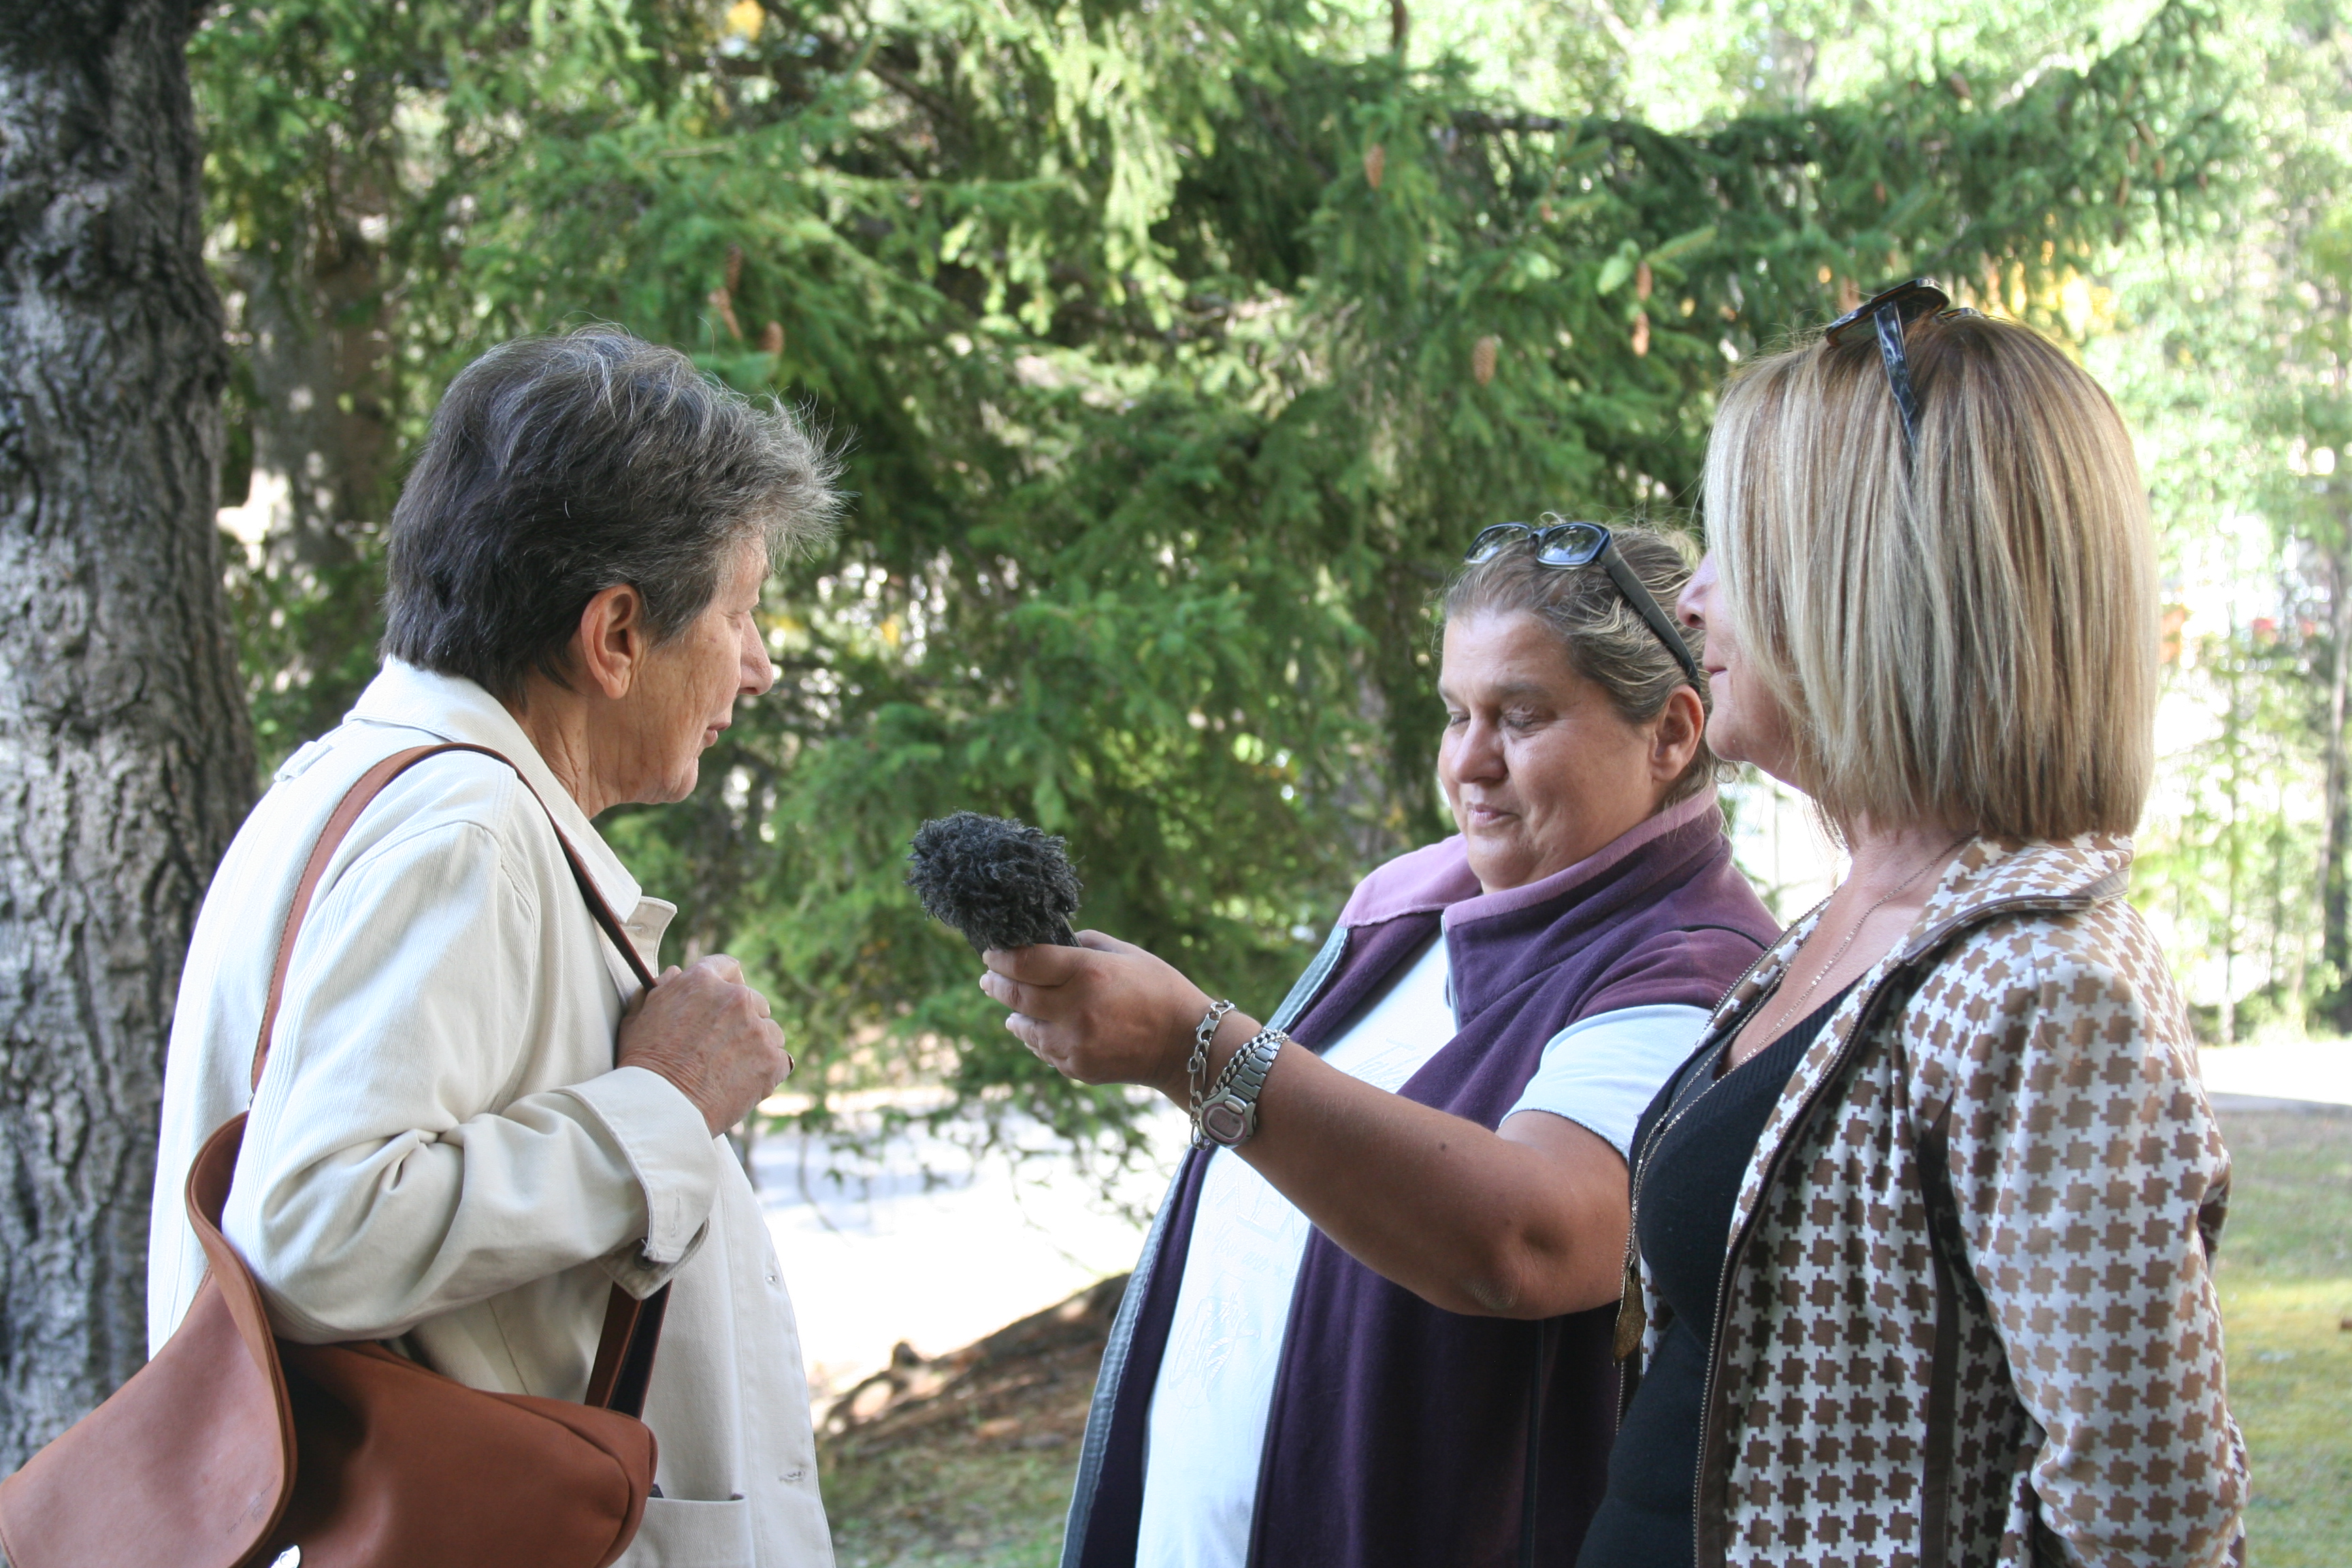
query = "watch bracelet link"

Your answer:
(1192, 1026), (1287, 1149)
(1200, 1026), (1259, 1100)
